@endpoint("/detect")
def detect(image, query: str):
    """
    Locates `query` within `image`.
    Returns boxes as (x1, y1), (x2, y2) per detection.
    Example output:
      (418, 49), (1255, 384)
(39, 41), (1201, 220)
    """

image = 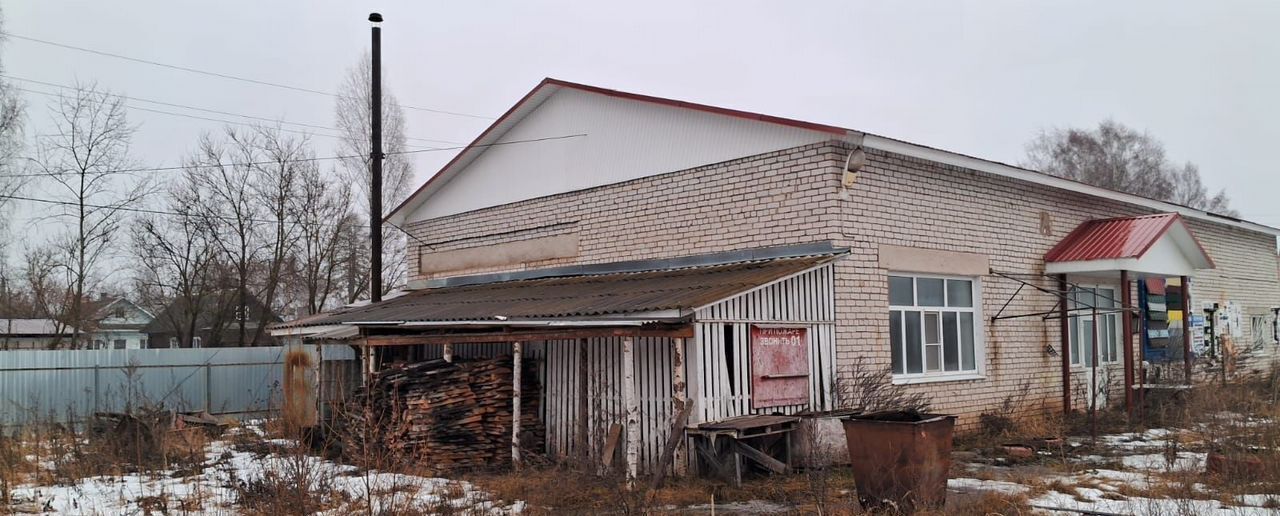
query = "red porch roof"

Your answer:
(1044, 213), (1214, 268)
